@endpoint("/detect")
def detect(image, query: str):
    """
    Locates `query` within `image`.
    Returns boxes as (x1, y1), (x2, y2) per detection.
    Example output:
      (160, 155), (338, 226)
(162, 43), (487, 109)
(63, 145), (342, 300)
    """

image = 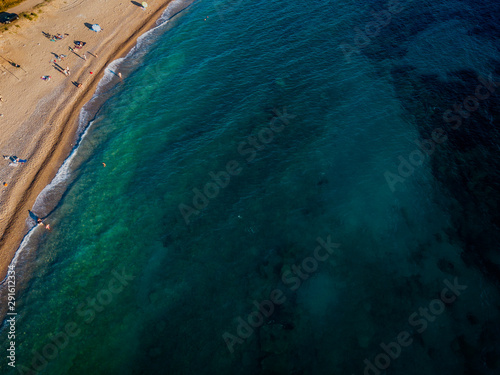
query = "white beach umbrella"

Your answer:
(142, 2), (148, 8)
(91, 24), (102, 32)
